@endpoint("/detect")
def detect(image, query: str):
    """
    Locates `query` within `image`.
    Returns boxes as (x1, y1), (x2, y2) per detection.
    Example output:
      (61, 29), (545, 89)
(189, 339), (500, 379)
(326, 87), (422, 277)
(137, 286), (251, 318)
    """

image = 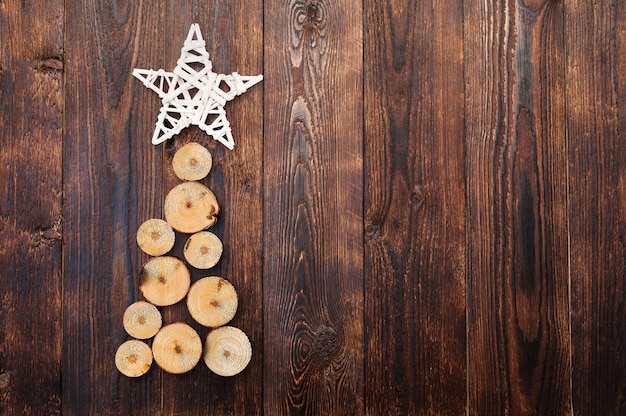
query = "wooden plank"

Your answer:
(0, 1), (63, 414)
(62, 2), (164, 414)
(263, 0), (364, 414)
(363, 1), (466, 414)
(159, 3), (264, 415)
(465, 1), (572, 414)
(566, 1), (626, 414)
